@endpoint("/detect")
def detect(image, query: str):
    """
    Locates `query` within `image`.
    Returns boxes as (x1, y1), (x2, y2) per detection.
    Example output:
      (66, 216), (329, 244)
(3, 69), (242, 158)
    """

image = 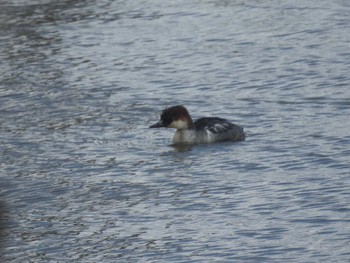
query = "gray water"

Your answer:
(1, 0), (350, 262)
